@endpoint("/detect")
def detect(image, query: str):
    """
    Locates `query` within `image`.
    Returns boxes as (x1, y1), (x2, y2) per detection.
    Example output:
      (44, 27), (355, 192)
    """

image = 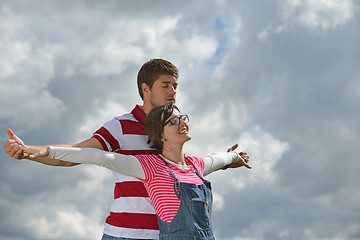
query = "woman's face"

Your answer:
(162, 109), (191, 146)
